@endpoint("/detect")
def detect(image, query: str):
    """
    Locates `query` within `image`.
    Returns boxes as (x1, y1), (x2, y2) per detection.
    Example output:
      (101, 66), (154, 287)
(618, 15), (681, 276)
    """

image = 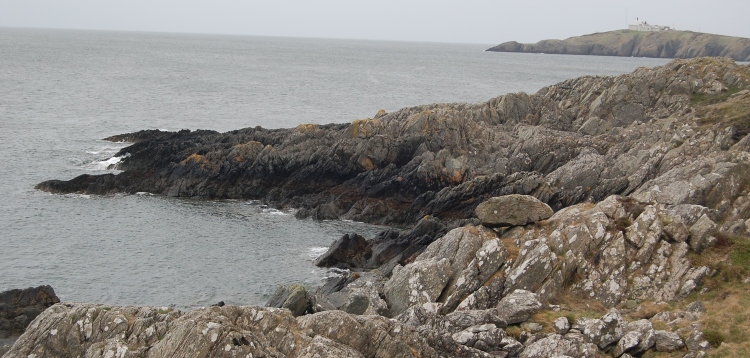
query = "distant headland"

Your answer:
(487, 19), (750, 62)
